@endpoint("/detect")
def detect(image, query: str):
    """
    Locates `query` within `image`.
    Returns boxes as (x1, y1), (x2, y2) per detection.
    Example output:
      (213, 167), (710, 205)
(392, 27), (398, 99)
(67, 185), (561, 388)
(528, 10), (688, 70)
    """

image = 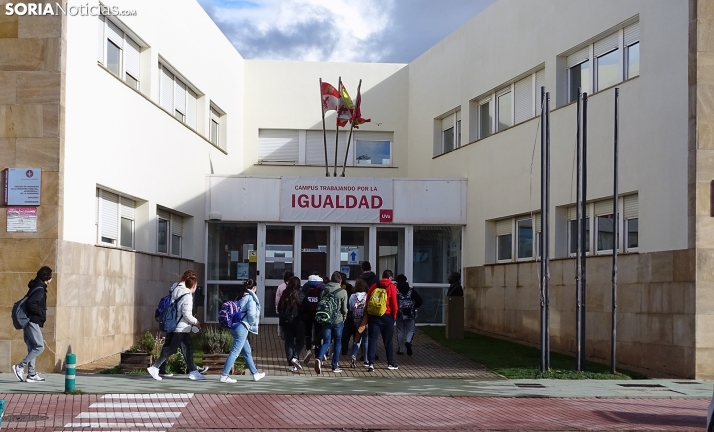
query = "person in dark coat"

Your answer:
(13, 266), (52, 382)
(359, 261), (379, 287)
(447, 272), (464, 297)
(395, 274), (423, 356)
